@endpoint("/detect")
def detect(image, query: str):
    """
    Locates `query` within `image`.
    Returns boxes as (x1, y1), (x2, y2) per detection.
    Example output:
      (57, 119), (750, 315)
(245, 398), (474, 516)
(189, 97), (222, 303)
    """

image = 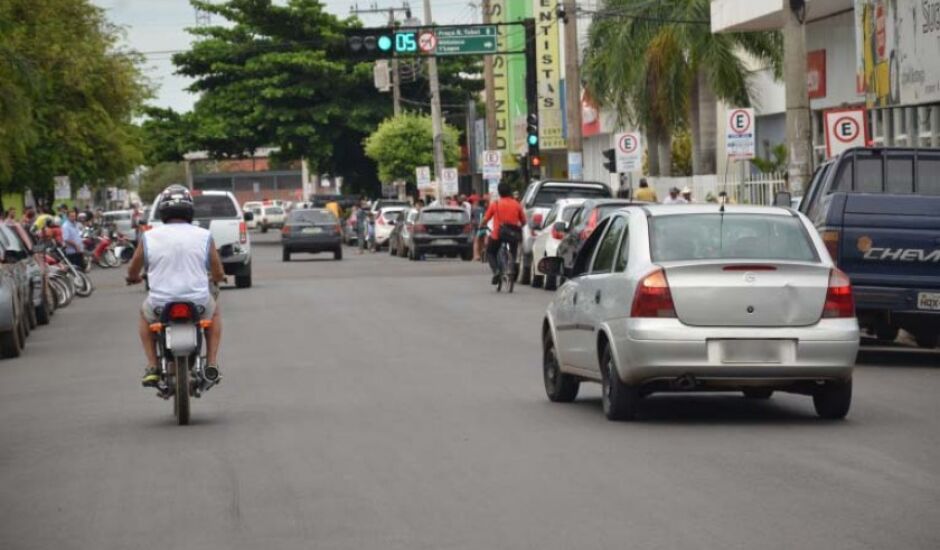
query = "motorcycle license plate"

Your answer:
(917, 292), (940, 311)
(301, 227), (322, 234)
